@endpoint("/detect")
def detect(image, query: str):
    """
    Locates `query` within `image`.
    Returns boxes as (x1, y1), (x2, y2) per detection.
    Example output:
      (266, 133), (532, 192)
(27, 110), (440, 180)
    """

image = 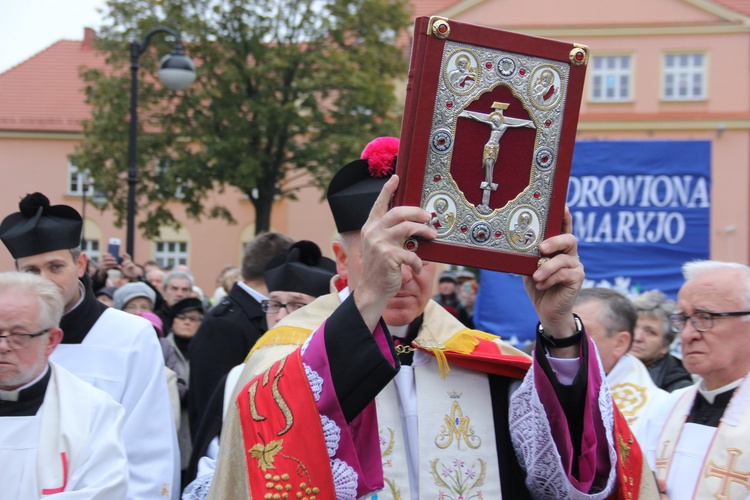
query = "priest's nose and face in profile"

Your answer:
(0, 271), (128, 497)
